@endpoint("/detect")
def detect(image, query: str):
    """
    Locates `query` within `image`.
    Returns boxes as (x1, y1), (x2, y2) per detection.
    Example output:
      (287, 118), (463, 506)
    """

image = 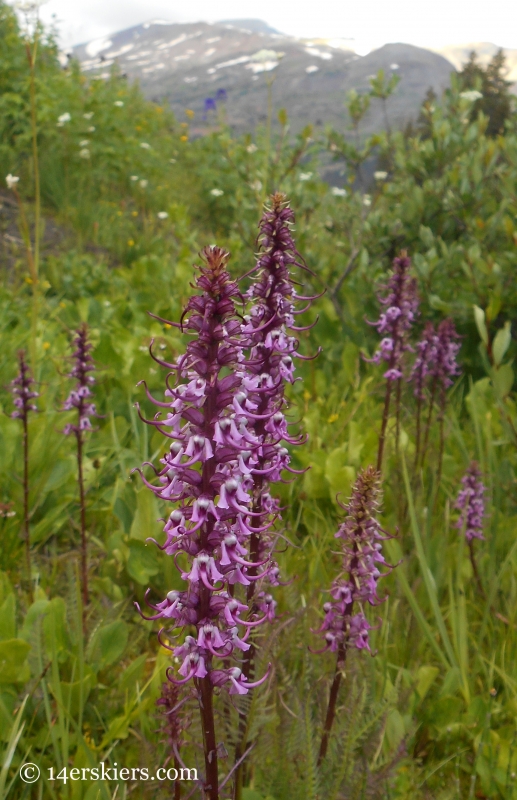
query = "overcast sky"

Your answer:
(16, 0), (517, 51)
